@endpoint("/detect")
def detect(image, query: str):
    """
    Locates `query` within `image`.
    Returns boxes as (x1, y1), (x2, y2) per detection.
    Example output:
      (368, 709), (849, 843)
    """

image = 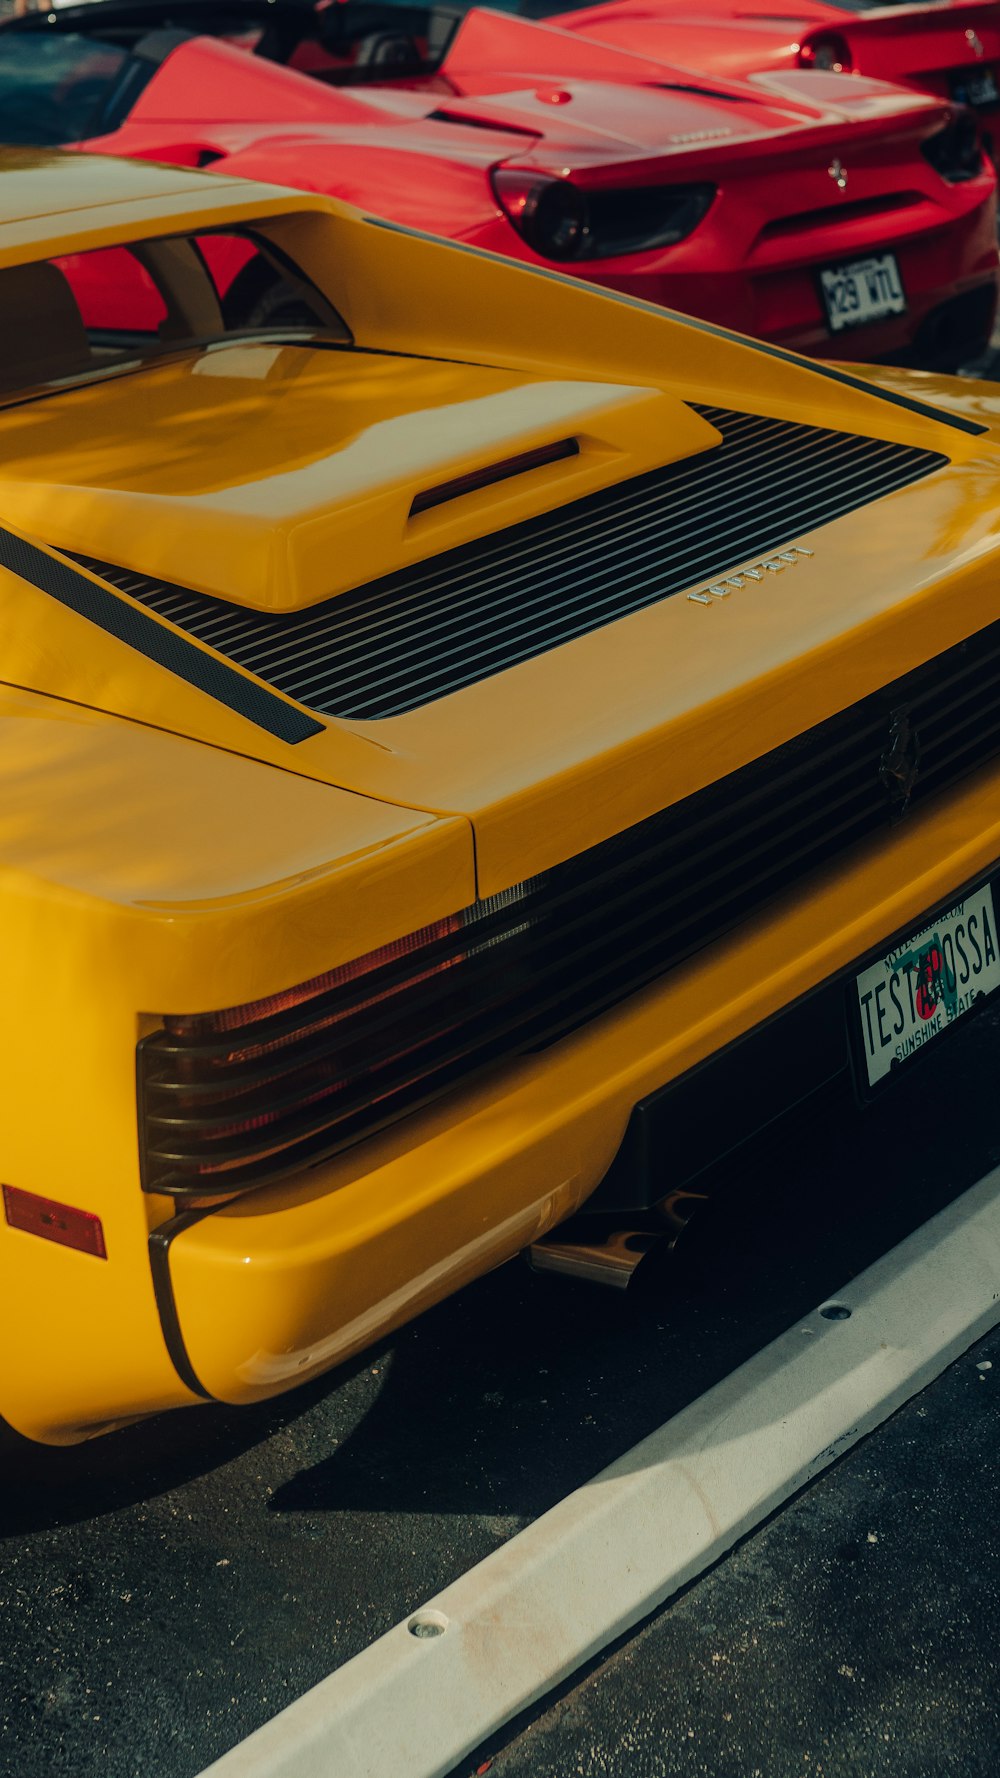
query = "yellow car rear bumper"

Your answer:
(163, 754), (1000, 1408)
